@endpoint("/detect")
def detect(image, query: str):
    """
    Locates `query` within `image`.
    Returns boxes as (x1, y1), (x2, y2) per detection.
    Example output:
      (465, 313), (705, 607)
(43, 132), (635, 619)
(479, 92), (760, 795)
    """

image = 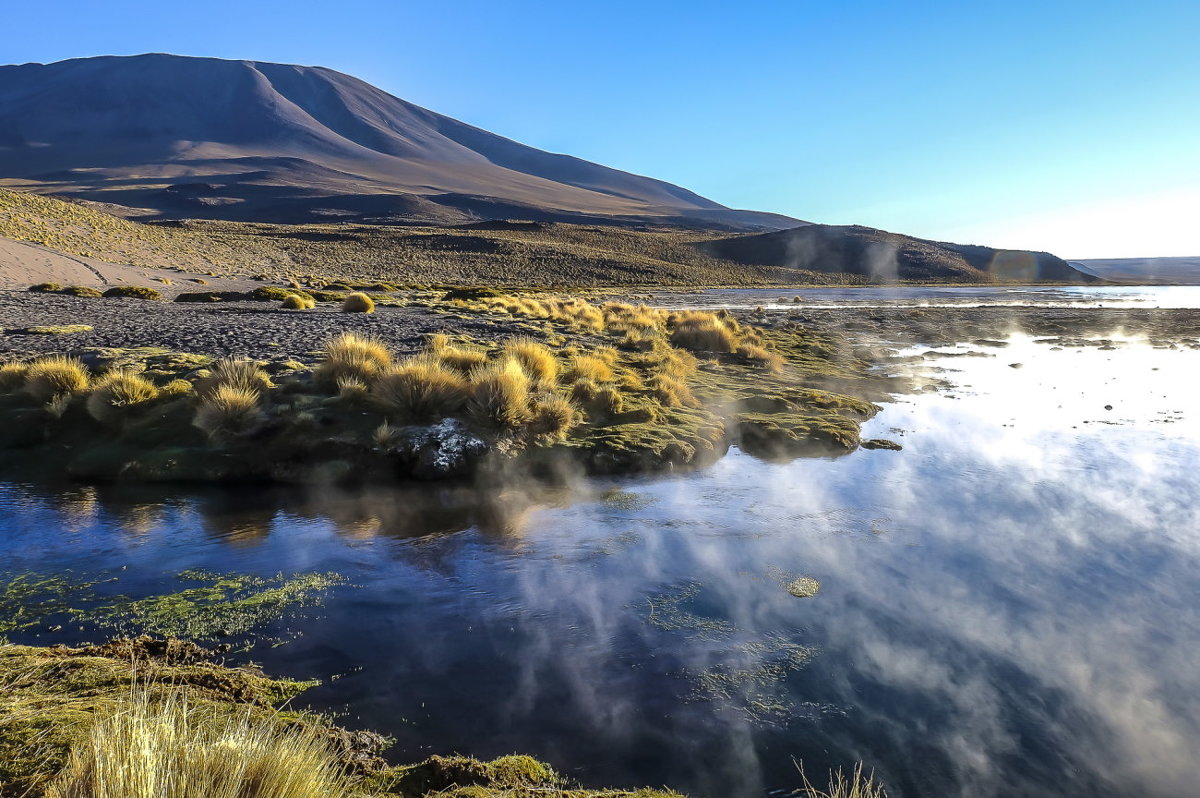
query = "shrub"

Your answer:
(646, 374), (697, 408)
(528, 394), (579, 443)
(102, 286), (163, 300)
(443, 286), (501, 301)
(60, 285), (103, 298)
(193, 384), (262, 439)
(197, 359), (272, 398)
(565, 354), (614, 384)
(86, 371), (160, 424)
(341, 292), (374, 314)
(372, 358), (468, 422)
(23, 355), (90, 402)
(249, 286), (300, 302)
(467, 358), (531, 429)
(281, 294), (315, 310)
(569, 379), (624, 417)
(315, 333), (393, 391)
(0, 361), (29, 392)
(28, 282), (62, 292)
(502, 337), (559, 387)
(42, 691), (355, 798)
